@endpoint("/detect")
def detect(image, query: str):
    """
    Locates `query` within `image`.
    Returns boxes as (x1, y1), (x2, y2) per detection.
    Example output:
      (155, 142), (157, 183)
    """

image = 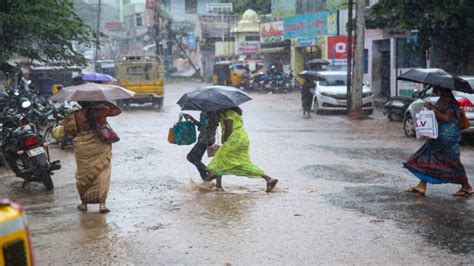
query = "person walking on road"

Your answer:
(404, 86), (472, 196)
(182, 112), (219, 180)
(63, 101), (122, 213)
(205, 107), (278, 192)
(301, 78), (315, 117)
